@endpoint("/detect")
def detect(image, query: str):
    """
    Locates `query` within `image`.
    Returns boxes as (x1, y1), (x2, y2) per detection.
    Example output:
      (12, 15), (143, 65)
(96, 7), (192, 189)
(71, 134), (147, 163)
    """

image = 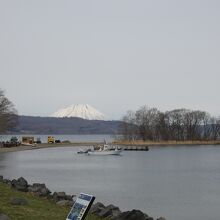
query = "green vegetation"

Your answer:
(0, 182), (102, 220)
